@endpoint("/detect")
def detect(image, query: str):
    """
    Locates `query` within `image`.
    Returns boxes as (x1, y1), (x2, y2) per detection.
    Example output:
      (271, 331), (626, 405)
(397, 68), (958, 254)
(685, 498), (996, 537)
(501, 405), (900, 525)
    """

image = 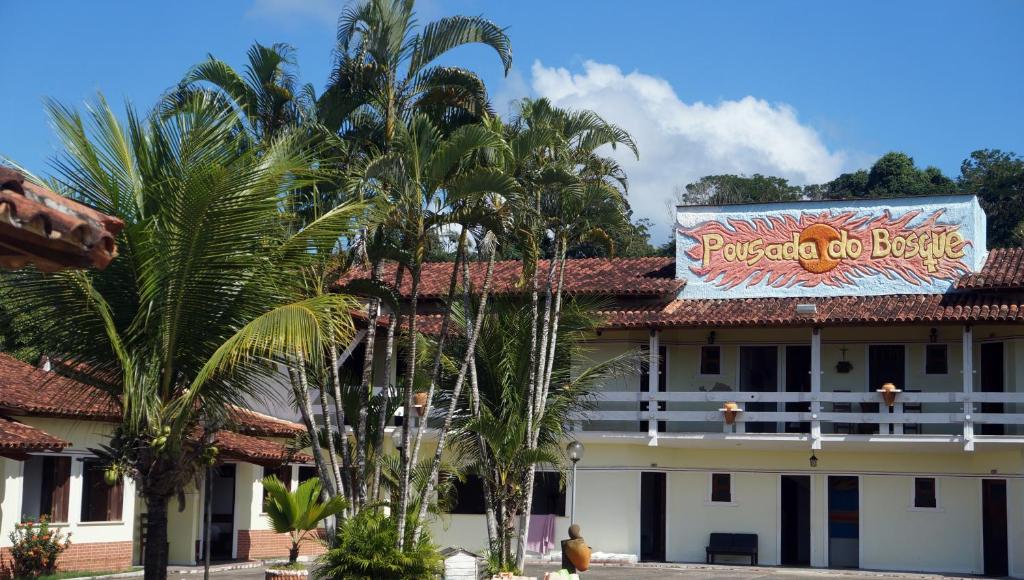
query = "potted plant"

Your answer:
(262, 475), (347, 579)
